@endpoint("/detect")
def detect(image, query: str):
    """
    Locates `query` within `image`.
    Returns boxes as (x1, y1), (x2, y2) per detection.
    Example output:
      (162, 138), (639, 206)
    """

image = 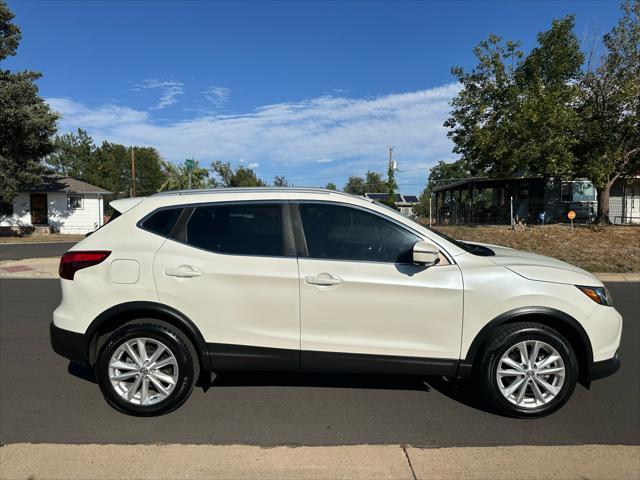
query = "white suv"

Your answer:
(51, 188), (622, 417)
